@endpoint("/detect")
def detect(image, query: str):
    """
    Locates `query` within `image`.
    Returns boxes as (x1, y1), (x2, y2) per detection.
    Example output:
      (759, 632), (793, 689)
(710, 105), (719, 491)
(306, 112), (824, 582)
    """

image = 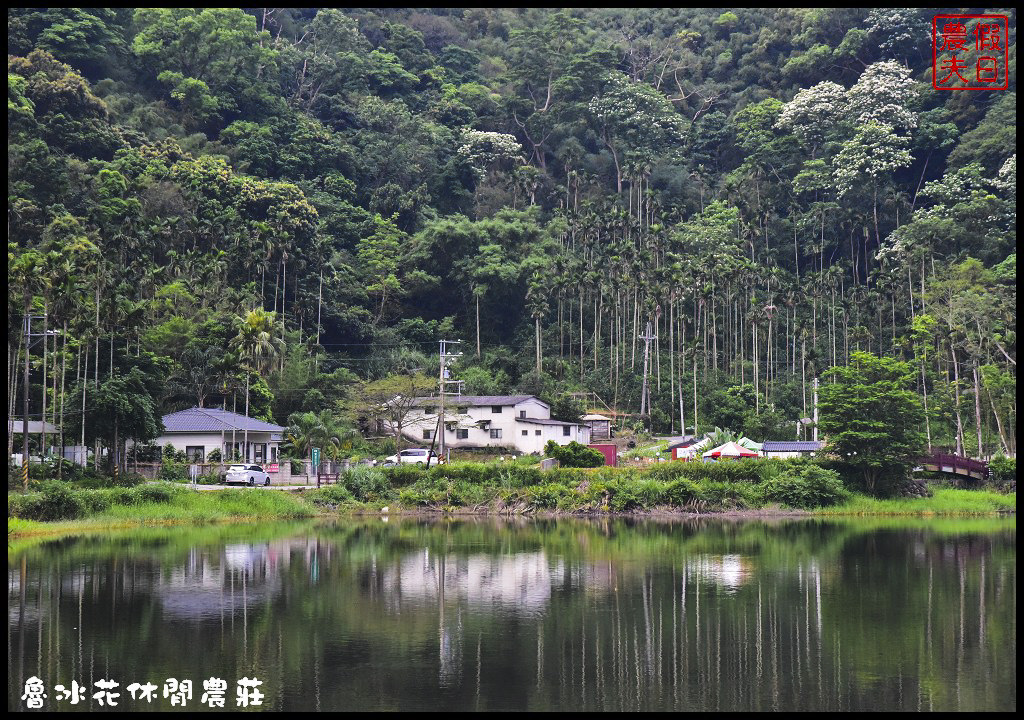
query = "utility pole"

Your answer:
(437, 340), (463, 466)
(812, 376), (819, 442)
(22, 314), (30, 490)
(638, 320), (657, 420)
(21, 314), (49, 489)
